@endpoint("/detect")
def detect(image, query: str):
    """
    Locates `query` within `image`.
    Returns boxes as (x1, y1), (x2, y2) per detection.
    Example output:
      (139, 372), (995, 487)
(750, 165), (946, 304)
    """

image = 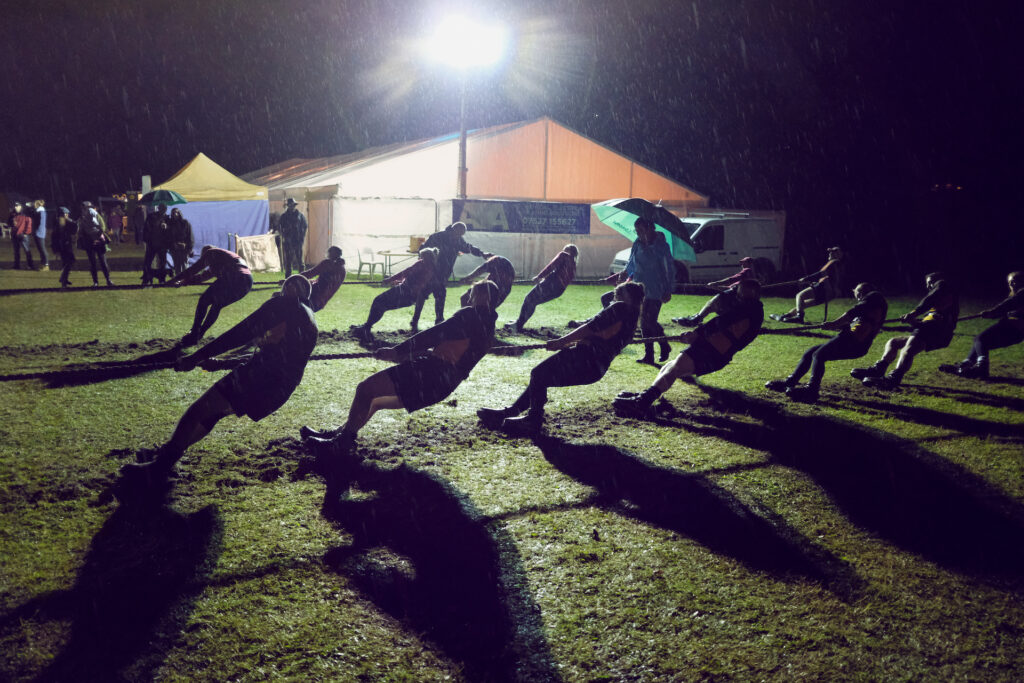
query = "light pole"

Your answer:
(425, 16), (507, 199)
